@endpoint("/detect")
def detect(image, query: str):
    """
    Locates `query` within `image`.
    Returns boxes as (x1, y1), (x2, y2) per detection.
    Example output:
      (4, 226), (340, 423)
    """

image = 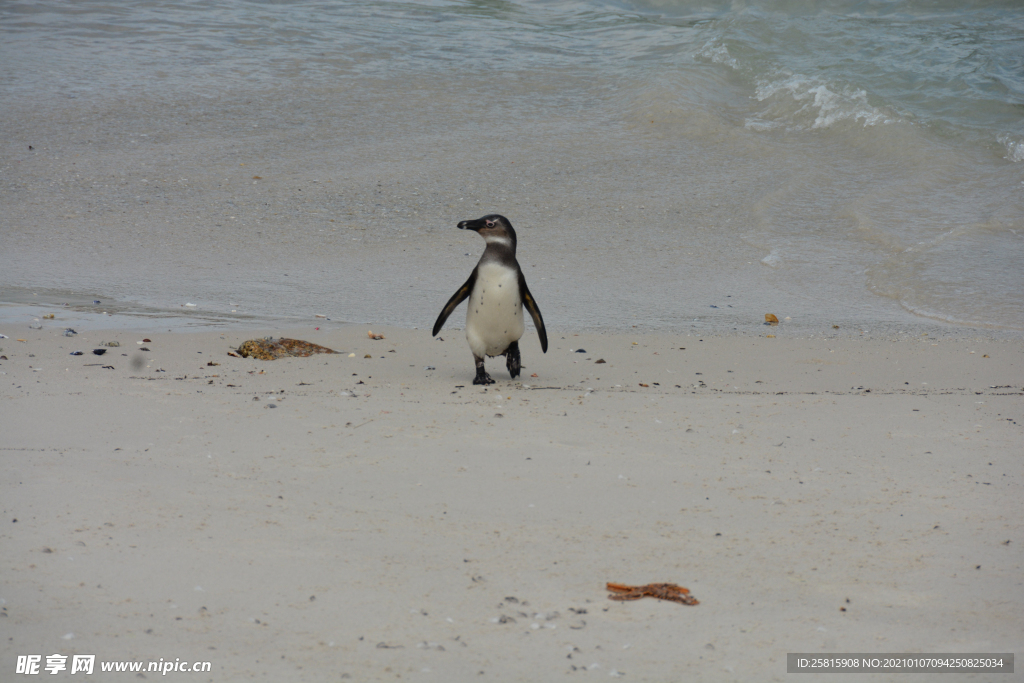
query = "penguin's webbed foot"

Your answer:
(505, 341), (521, 379)
(473, 357), (495, 385)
